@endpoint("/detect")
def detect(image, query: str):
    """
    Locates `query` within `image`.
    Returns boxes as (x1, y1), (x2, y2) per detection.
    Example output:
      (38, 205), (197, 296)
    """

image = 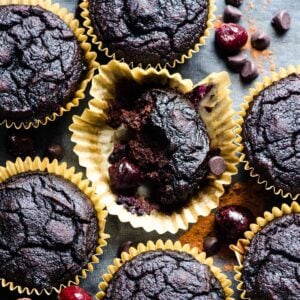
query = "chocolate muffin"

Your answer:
(0, 5), (85, 124)
(242, 214), (300, 300)
(0, 172), (99, 290)
(89, 0), (210, 66)
(108, 87), (212, 214)
(104, 250), (225, 299)
(242, 73), (300, 196)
